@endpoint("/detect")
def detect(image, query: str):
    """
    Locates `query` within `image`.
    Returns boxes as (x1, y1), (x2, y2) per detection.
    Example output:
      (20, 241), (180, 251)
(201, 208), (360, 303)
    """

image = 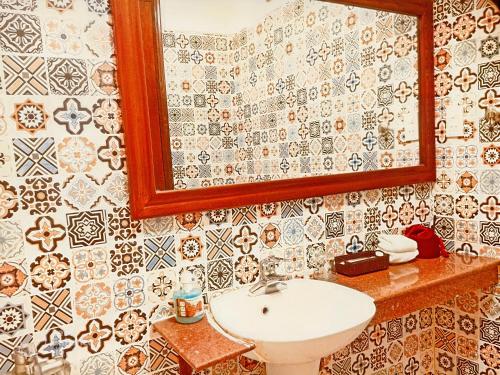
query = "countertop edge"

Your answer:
(153, 317), (256, 371)
(373, 259), (500, 303)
